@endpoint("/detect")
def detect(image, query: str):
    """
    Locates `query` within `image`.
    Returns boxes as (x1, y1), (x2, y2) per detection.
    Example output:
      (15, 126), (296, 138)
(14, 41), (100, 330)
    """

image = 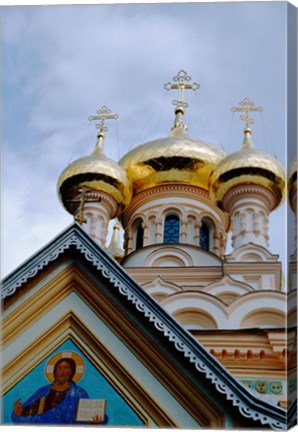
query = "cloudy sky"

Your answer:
(1, 1), (296, 280)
